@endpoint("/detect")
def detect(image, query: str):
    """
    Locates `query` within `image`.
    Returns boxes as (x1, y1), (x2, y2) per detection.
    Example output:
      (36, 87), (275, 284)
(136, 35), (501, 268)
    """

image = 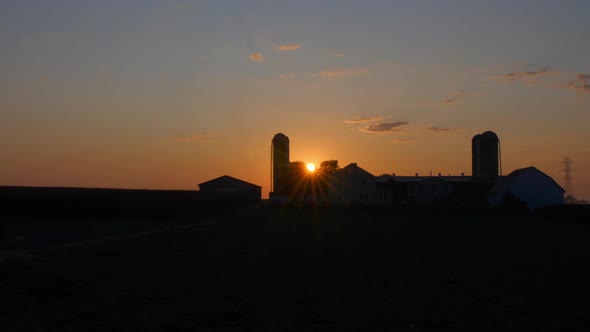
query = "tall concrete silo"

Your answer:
(472, 131), (501, 178)
(271, 133), (290, 193)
